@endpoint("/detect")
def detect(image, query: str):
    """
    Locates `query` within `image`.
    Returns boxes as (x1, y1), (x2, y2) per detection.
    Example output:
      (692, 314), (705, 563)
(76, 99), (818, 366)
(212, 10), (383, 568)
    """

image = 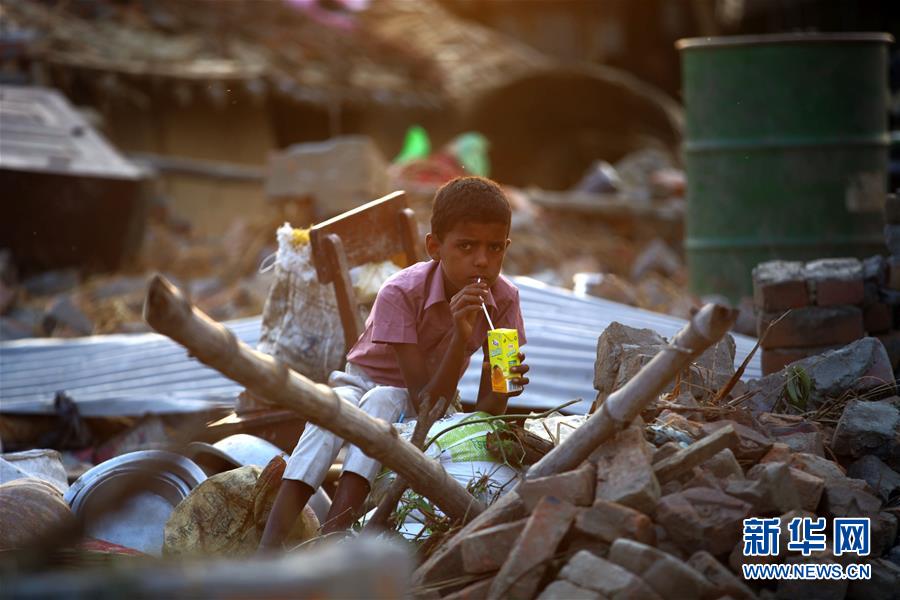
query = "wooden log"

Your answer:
(142, 274), (483, 523)
(527, 303), (737, 479)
